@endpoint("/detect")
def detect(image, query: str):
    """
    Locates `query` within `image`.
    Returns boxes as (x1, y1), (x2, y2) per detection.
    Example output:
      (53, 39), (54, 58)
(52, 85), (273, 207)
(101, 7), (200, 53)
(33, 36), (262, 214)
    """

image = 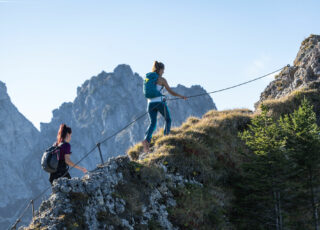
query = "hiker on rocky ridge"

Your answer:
(142, 61), (187, 153)
(49, 124), (88, 185)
